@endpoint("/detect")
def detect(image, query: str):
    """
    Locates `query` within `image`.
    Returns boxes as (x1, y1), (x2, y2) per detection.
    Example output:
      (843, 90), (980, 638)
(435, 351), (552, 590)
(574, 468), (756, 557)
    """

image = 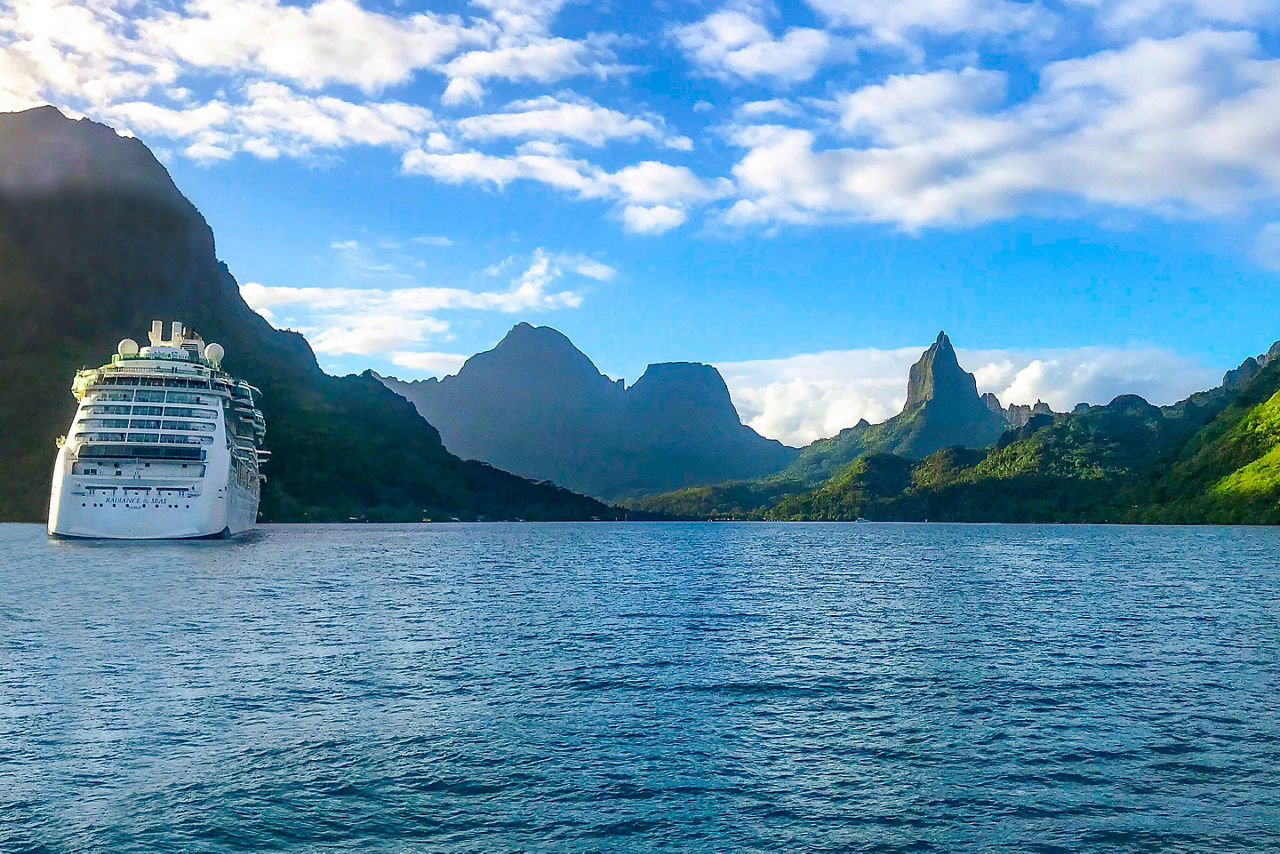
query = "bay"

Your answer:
(2, 522), (1279, 851)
